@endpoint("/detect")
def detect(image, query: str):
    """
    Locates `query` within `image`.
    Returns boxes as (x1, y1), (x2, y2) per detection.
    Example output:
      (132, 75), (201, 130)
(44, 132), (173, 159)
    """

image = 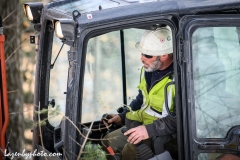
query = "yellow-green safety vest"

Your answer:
(126, 70), (175, 125)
